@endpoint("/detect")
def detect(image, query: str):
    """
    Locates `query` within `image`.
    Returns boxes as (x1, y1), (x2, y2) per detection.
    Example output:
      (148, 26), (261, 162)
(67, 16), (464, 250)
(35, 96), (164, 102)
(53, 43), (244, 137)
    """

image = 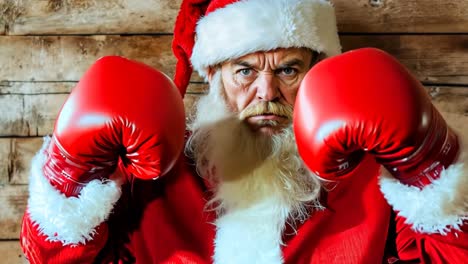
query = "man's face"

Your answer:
(212, 48), (314, 135)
